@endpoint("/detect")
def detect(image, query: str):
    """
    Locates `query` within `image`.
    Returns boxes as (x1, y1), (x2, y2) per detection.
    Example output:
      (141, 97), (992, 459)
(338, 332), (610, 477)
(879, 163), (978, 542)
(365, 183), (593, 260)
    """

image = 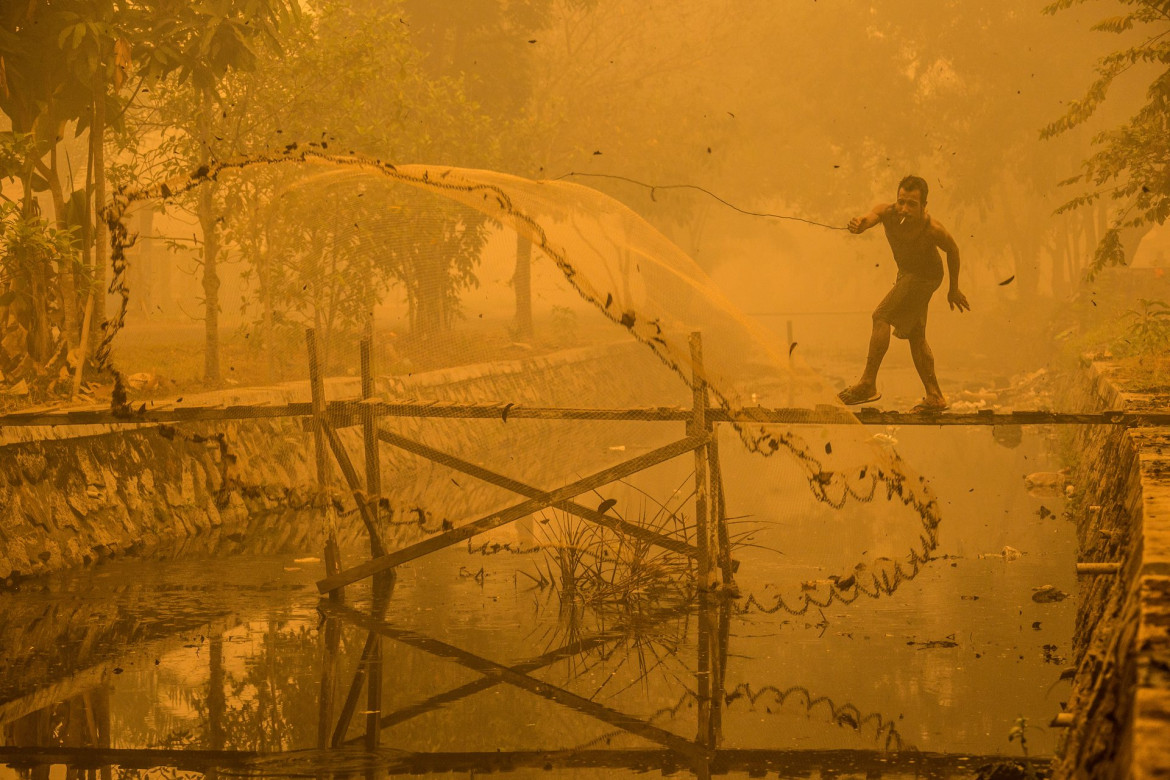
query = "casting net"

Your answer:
(100, 149), (940, 615)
